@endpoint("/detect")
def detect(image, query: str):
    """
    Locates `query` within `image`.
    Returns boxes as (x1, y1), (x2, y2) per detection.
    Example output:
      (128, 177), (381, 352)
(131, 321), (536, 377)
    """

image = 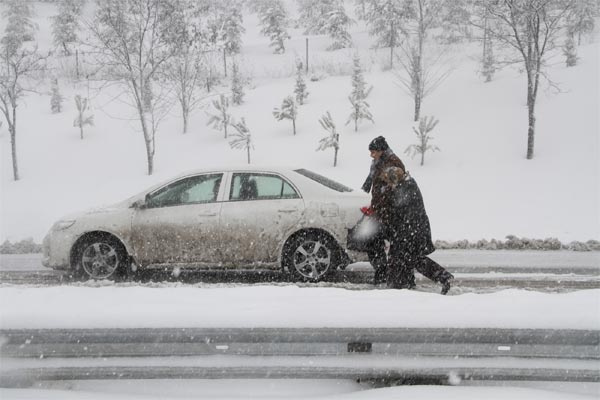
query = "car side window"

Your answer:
(230, 173), (299, 201)
(147, 174), (222, 208)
